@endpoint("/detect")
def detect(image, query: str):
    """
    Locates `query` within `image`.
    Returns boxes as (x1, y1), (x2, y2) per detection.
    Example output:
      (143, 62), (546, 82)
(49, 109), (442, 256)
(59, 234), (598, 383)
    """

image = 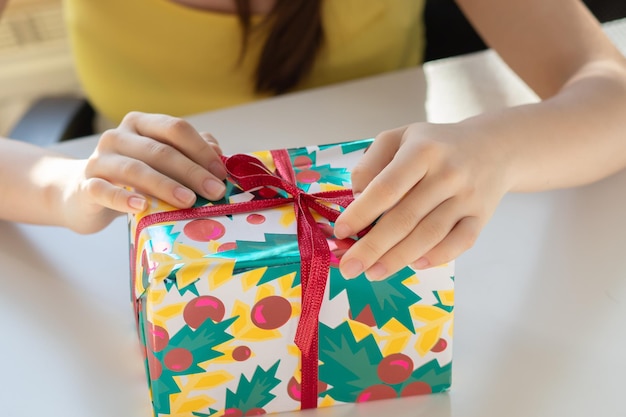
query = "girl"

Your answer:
(1, 0), (625, 281)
